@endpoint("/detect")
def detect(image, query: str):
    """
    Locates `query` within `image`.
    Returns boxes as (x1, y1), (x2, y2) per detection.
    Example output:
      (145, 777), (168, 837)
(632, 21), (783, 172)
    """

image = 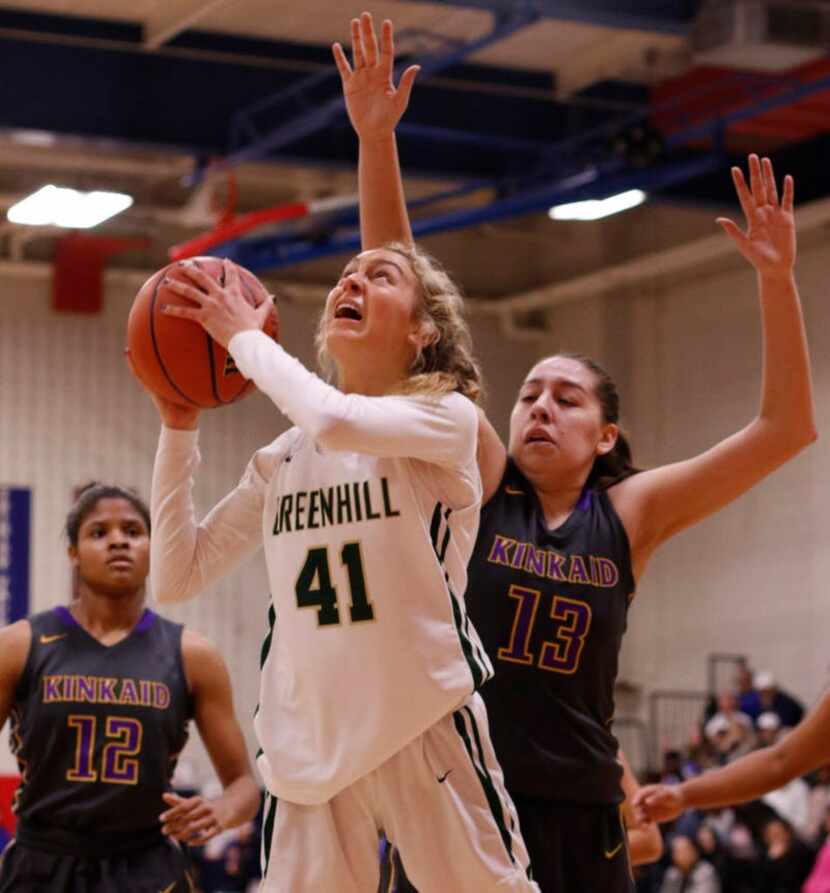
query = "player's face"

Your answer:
(69, 498), (150, 596)
(508, 356), (618, 481)
(323, 249), (422, 376)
